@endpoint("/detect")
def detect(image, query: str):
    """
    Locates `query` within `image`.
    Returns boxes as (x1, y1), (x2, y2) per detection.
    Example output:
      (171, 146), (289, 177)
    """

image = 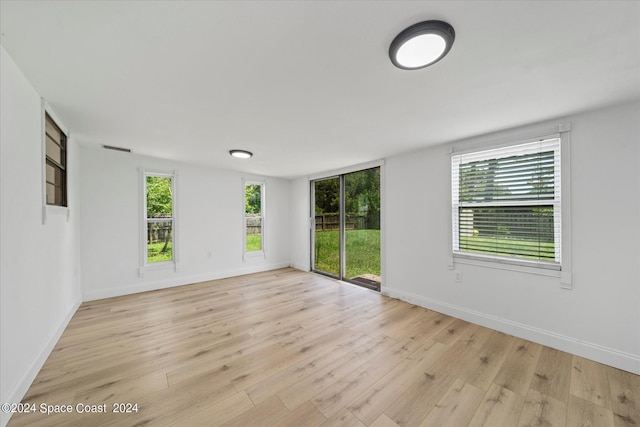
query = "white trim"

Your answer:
(309, 159), (384, 181)
(447, 146), (455, 270)
(382, 286), (639, 375)
(42, 100), (69, 135)
(173, 171), (180, 271)
(138, 168), (145, 277)
(1, 296), (81, 427)
(45, 204), (70, 221)
(450, 123), (566, 155)
(451, 133), (560, 157)
(242, 178), (246, 262)
(291, 262), (311, 272)
(379, 162), (386, 291)
(559, 129), (573, 288)
(309, 180), (316, 271)
(453, 255), (561, 277)
(83, 262), (291, 301)
(244, 250), (265, 258)
(41, 99), (46, 225)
